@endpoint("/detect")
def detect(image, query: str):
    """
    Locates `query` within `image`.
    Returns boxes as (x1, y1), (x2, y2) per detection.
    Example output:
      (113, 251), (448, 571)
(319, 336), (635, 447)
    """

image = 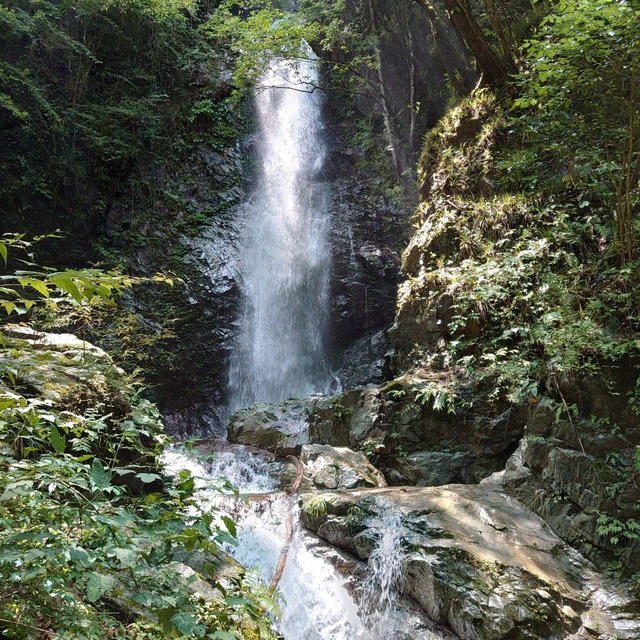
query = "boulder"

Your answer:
(227, 398), (308, 455)
(486, 436), (640, 574)
(299, 444), (387, 491)
(306, 379), (523, 485)
(301, 484), (640, 640)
